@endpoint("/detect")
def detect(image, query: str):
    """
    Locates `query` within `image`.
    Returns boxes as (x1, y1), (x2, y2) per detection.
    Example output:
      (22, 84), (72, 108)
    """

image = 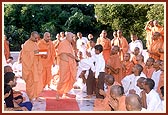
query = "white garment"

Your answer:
(146, 89), (163, 111)
(12, 62), (22, 77)
(21, 91), (30, 102)
(162, 100), (166, 112)
(128, 40), (143, 54)
(151, 70), (162, 91)
(94, 53), (105, 79)
(141, 108), (147, 111)
(73, 71), (88, 90)
(51, 65), (59, 76)
(5, 63), (13, 68)
(76, 47), (96, 79)
(76, 37), (88, 58)
(121, 72), (146, 96)
(87, 47), (96, 59)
